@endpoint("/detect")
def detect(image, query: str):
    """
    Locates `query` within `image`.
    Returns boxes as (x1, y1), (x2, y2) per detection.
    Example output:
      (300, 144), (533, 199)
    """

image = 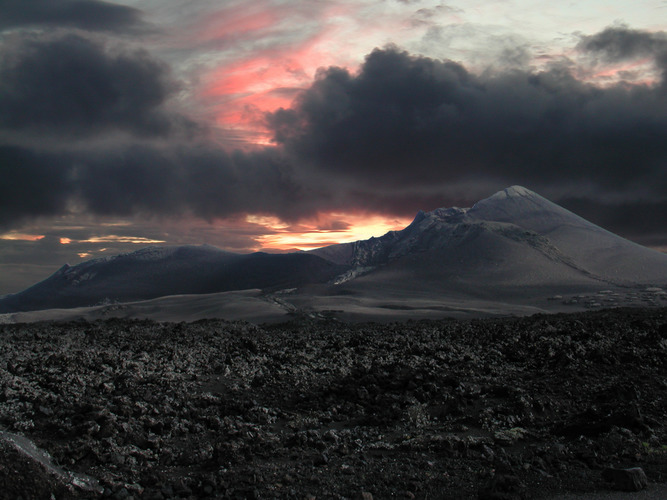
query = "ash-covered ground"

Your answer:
(1, 308), (666, 499)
